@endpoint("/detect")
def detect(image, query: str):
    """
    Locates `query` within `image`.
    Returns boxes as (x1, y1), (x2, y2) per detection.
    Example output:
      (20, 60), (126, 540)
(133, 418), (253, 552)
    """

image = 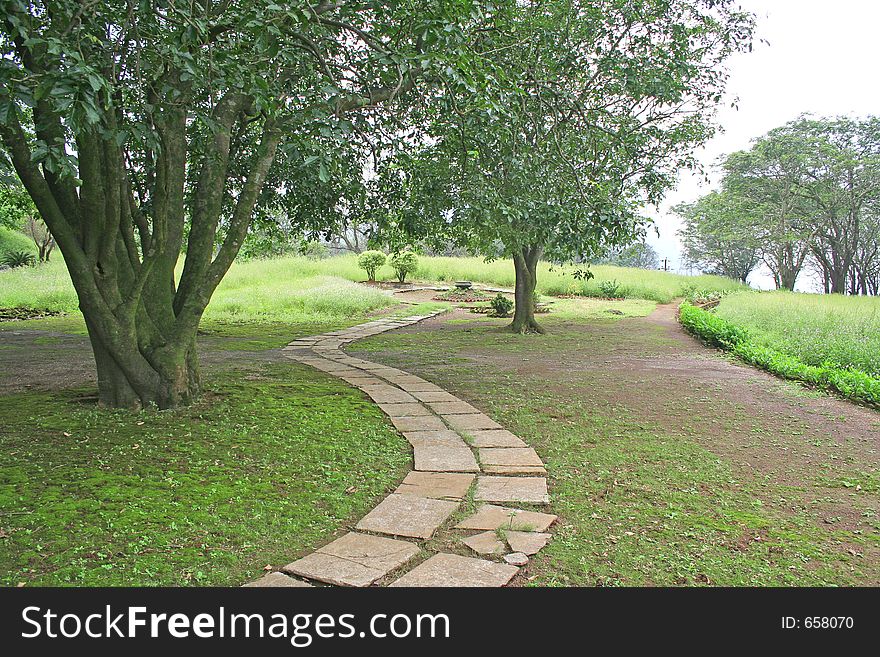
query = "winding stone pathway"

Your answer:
(245, 311), (556, 588)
